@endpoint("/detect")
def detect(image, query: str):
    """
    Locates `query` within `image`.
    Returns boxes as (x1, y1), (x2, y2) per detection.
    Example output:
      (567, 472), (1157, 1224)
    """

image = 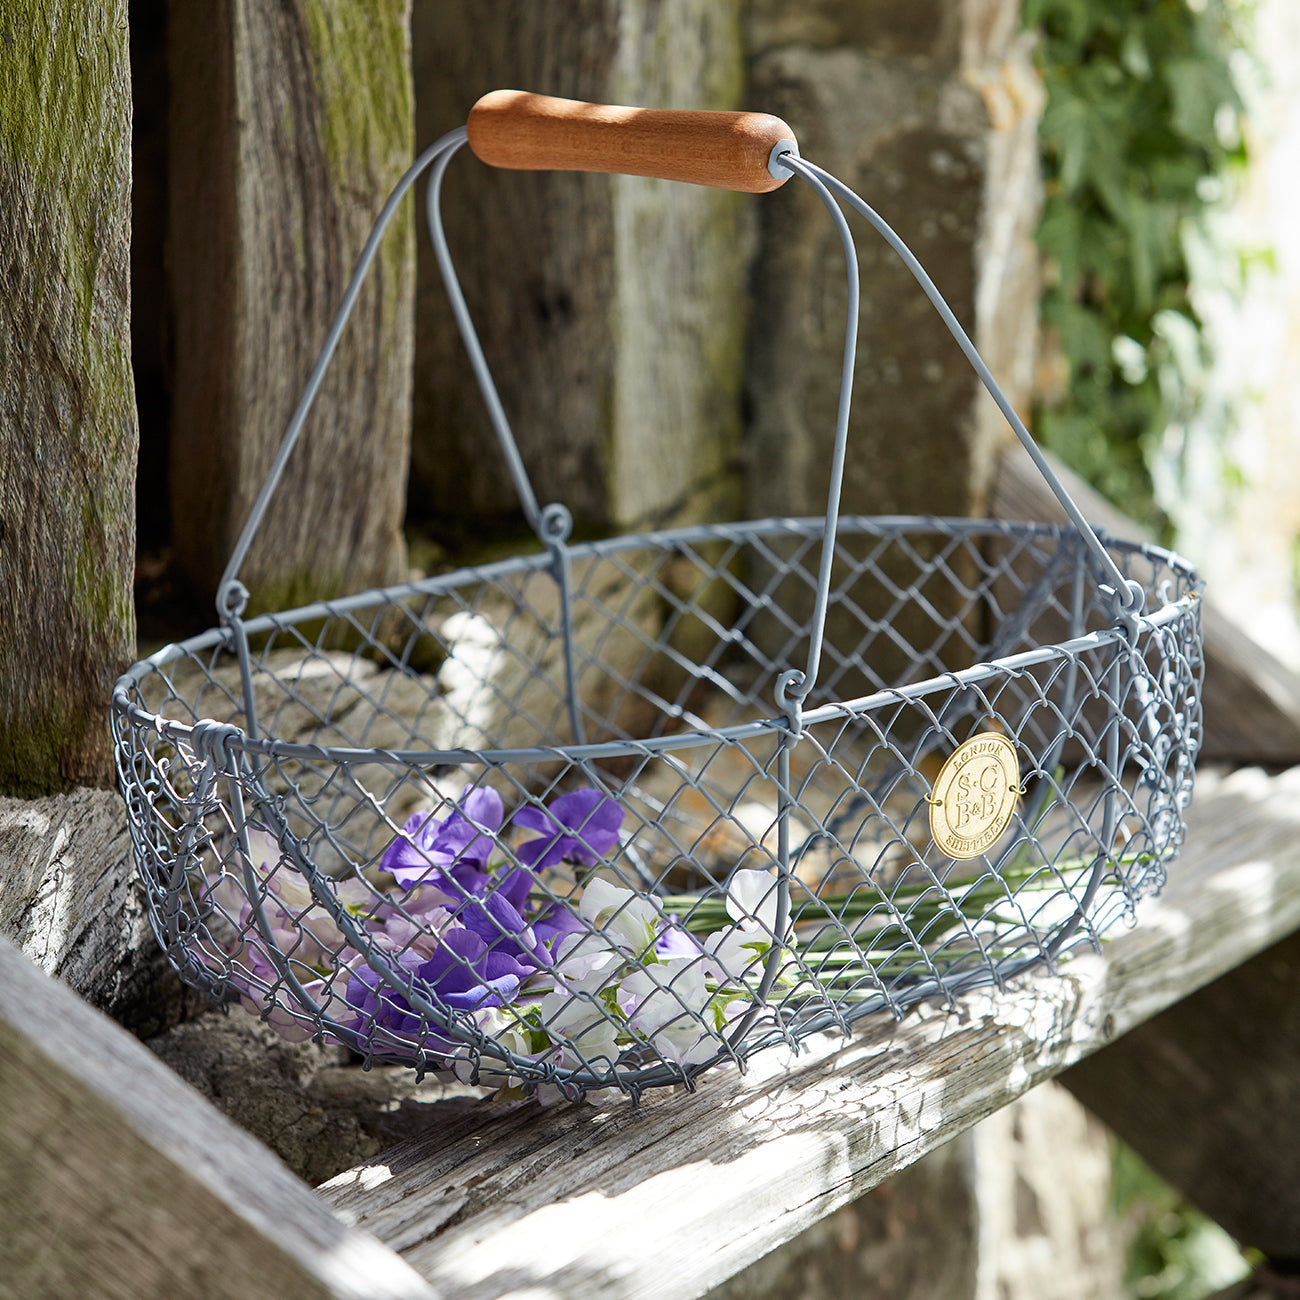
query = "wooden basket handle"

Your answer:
(467, 90), (797, 194)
